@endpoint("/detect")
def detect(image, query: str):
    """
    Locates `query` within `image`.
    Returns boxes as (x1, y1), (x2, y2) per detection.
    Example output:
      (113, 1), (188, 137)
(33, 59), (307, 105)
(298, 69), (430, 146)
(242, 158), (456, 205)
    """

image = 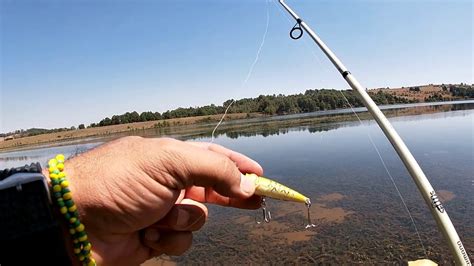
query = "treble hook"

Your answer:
(305, 199), (316, 229)
(290, 18), (303, 40)
(256, 197), (272, 224)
